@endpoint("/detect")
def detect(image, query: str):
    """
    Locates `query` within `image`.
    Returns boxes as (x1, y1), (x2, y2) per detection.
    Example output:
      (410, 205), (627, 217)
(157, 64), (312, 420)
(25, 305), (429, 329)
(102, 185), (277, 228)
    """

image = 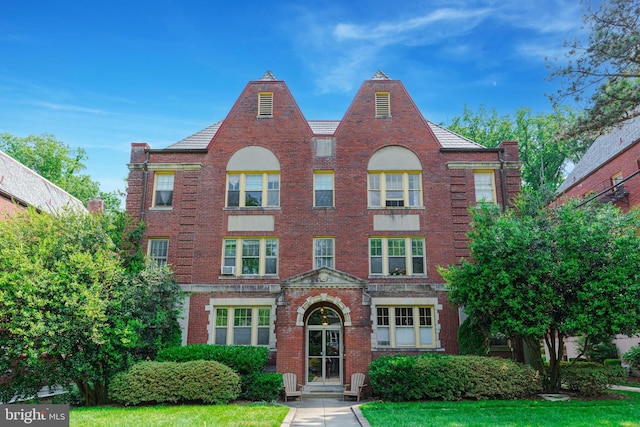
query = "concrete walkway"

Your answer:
(280, 397), (371, 427)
